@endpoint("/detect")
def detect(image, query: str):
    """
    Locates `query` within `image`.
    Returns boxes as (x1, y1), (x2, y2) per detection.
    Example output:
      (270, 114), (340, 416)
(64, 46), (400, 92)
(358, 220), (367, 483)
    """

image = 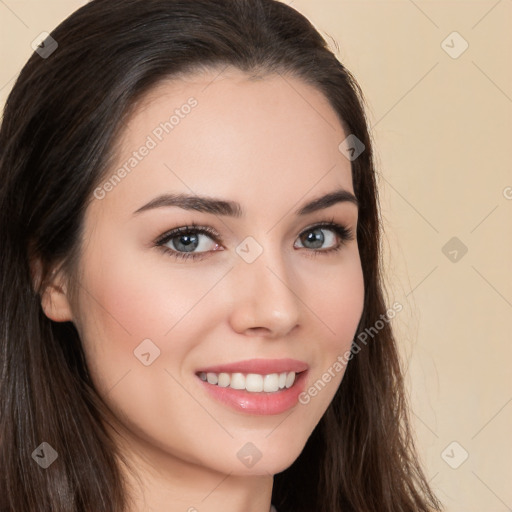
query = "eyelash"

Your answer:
(154, 218), (355, 262)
